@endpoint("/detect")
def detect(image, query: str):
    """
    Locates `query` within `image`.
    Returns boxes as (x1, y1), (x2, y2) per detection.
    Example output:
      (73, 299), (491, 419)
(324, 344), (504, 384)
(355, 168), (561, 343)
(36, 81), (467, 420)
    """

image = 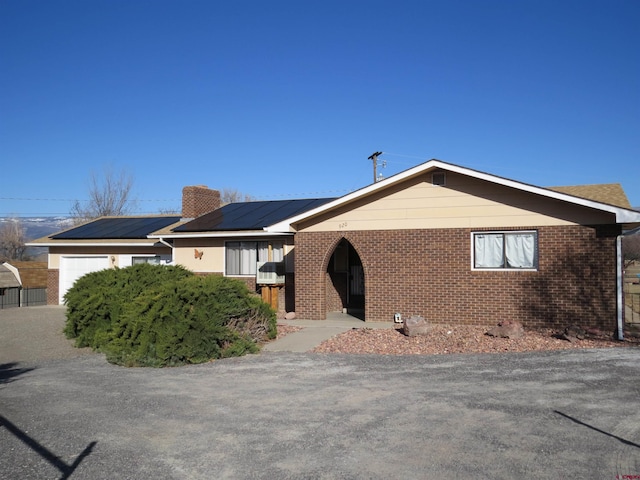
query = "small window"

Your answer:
(132, 256), (161, 265)
(473, 231), (538, 270)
